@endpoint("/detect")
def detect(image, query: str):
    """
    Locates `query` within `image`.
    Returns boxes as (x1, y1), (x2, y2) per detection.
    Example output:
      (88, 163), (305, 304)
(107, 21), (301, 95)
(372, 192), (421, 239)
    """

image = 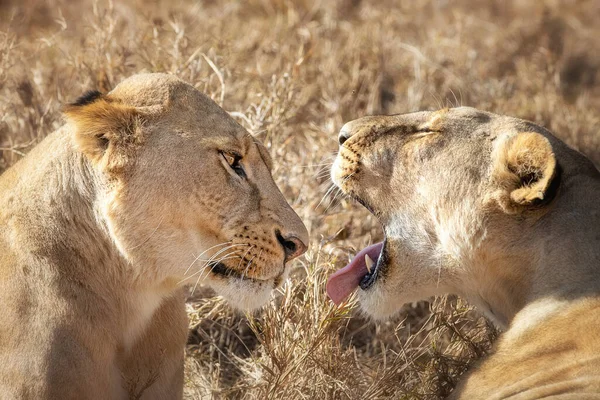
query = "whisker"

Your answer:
(298, 161), (334, 168)
(186, 242), (254, 295)
(199, 244), (248, 269)
(180, 256), (240, 284)
(184, 242), (247, 277)
(315, 167), (334, 180)
(190, 251), (234, 296)
(241, 250), (260, 280)
(179, 252), (243, 284)
(184, 243), (249, 290)
(235, 244), (255, 272)
(323, 186), (344, 213)
(449, 88), (459, 108)
(190, 271), (205, 298)
(430, 90), (443, 110)
(321, 172), (355, 212)
(315, 182), (339, 210)
(329, 172), (356, 209)
(184, 241), (233, 276)
(129, 215), (165, 250)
